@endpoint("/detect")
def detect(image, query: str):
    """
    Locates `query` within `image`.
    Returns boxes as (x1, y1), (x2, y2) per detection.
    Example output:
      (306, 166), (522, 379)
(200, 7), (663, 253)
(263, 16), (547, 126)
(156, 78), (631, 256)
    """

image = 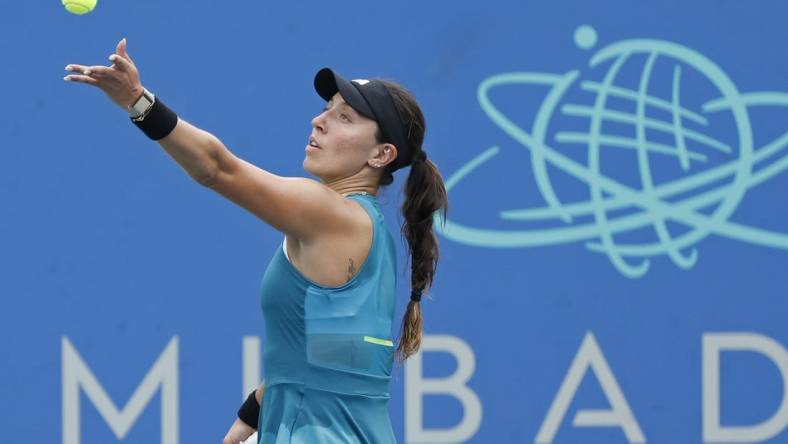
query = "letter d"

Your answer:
(704, 333), (788, 442)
